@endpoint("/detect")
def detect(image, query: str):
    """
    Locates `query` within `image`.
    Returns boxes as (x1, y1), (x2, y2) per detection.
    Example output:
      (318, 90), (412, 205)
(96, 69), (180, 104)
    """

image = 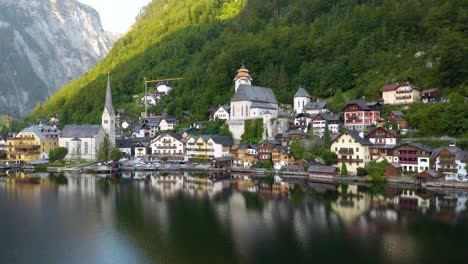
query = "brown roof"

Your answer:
(380, 84), (400, 92)
(421, 88), (440, 94)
